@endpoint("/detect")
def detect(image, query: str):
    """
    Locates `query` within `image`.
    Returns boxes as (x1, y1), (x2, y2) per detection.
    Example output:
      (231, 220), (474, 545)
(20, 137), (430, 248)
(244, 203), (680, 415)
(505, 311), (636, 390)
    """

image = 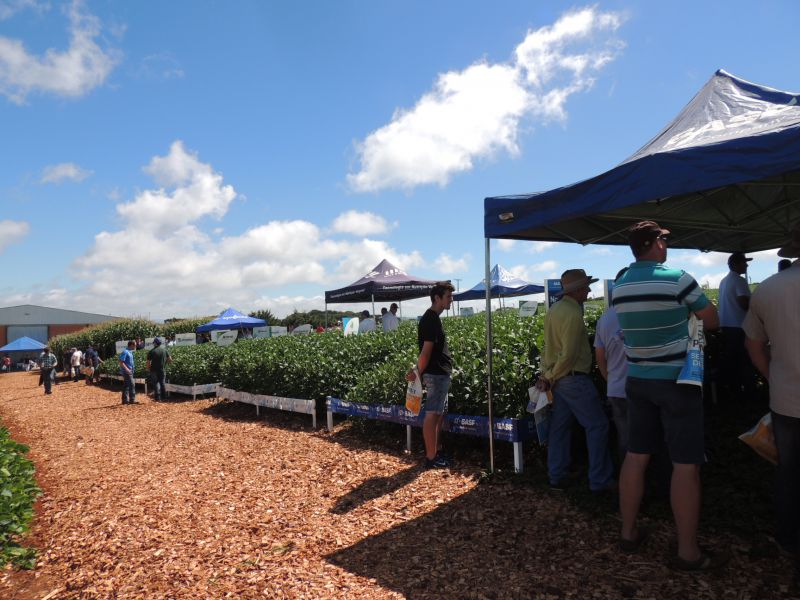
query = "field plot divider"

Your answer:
(217, 387), (317, 429)
(164, 382), (221, 400)
(99, 373), (148, 395)
(326, 397), (537, 473)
